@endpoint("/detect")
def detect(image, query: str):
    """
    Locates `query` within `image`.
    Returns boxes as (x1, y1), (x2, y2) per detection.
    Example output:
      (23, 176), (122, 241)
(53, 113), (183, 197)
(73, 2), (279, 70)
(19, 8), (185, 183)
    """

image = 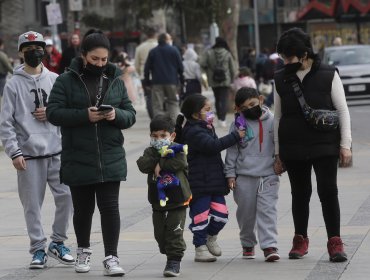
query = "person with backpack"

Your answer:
(200, 37), (236, 128)
(259, 52), (284, 108)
